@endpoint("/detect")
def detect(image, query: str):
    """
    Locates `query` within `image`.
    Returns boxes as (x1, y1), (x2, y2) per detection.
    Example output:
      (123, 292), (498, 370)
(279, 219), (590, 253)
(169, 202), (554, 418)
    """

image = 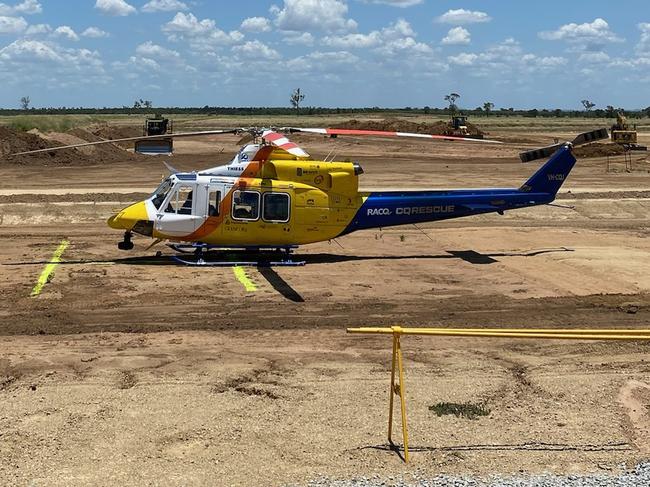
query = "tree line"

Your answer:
(5, 90), (650, 118)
